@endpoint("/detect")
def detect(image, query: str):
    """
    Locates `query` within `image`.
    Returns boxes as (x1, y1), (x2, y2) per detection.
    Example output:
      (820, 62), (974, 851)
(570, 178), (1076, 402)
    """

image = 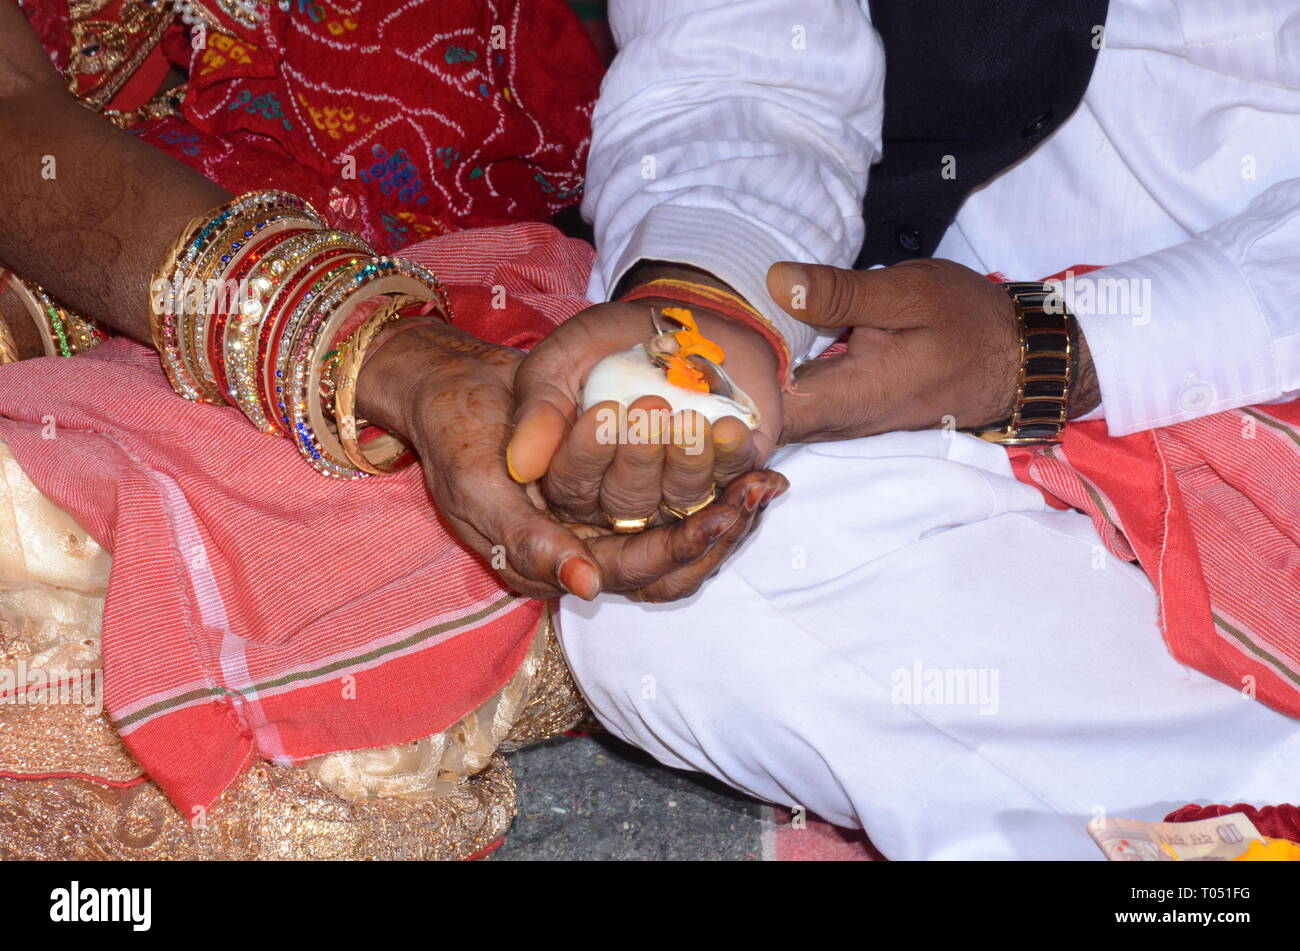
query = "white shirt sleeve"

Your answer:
(584, 0), (884, 370)
(1063, 177), (1300, 435)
